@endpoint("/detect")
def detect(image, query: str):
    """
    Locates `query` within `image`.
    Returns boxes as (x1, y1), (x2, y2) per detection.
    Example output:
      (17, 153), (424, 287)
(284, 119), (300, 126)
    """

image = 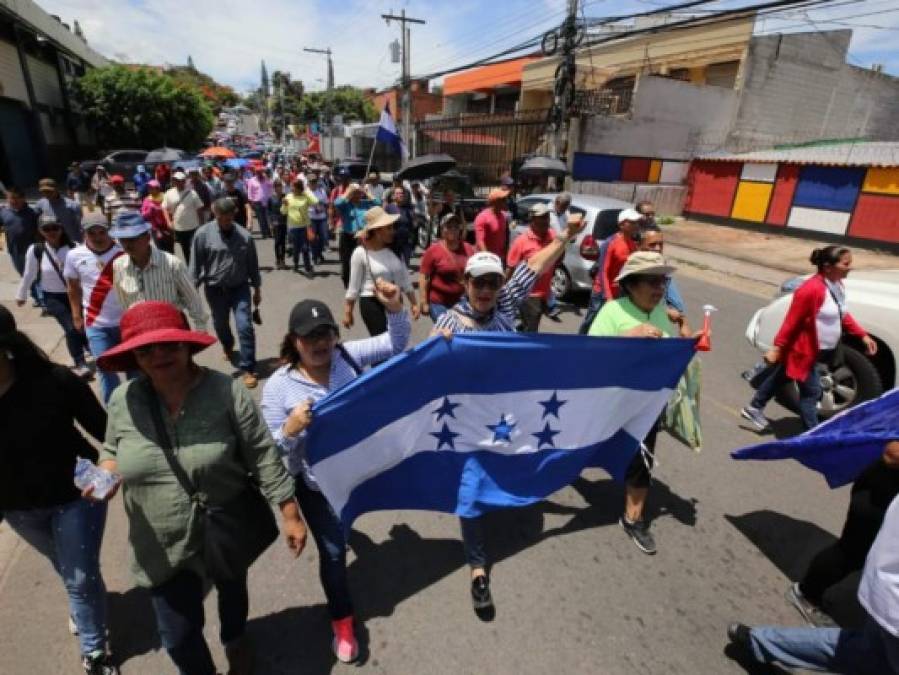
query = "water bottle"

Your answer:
(73, 457), (119, 499)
